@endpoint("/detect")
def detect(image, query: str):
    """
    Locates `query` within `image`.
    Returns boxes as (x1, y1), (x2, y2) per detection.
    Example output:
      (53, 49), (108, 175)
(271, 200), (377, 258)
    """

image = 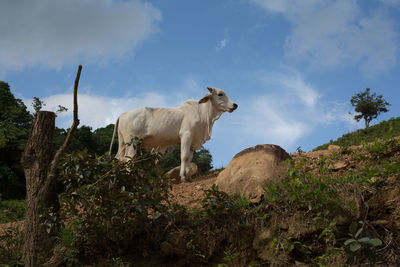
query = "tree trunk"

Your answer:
(21, 111), (60, 267)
